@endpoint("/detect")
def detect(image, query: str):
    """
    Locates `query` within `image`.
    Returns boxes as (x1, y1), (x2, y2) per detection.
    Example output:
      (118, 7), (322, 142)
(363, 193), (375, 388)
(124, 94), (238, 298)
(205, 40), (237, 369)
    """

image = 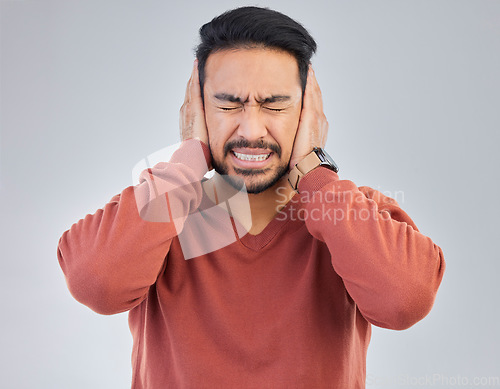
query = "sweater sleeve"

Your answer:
(298, 167), (445, 330)
(57, 139), (211, 315)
